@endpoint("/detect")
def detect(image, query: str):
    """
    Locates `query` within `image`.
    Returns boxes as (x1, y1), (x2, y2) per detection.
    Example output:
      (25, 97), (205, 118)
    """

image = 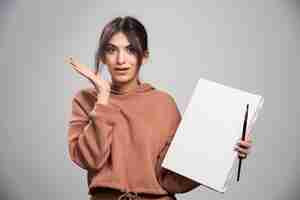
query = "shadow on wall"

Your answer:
(0, 0), (16, 29)
(0, 172), (20, 200)
(0, 0), (16, 13)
